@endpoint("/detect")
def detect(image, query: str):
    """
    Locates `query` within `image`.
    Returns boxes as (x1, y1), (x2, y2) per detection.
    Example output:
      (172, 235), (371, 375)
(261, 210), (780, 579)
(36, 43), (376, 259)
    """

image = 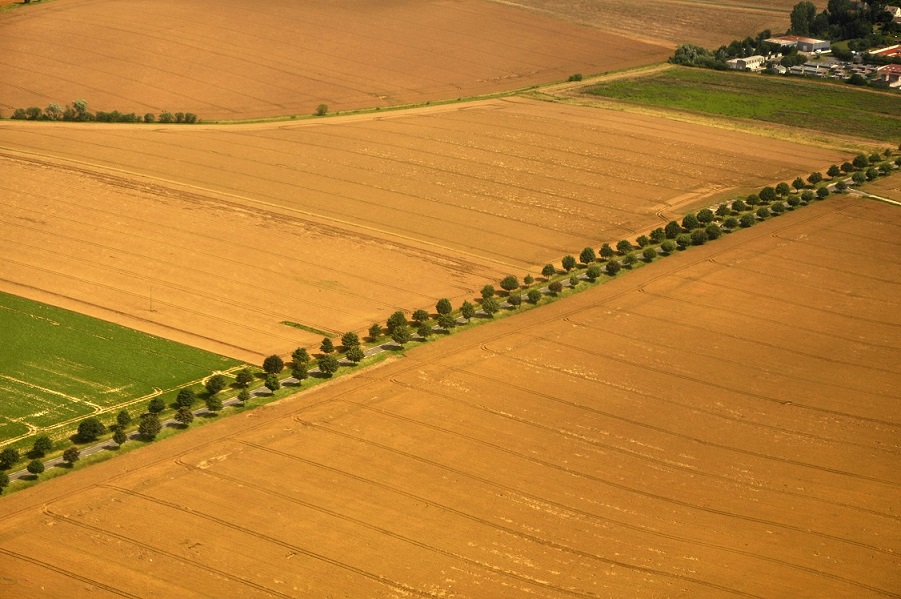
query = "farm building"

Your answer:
(764, 35), (831, 53)
(877, 64), (901, 87)
(726, 55), (765, 71)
